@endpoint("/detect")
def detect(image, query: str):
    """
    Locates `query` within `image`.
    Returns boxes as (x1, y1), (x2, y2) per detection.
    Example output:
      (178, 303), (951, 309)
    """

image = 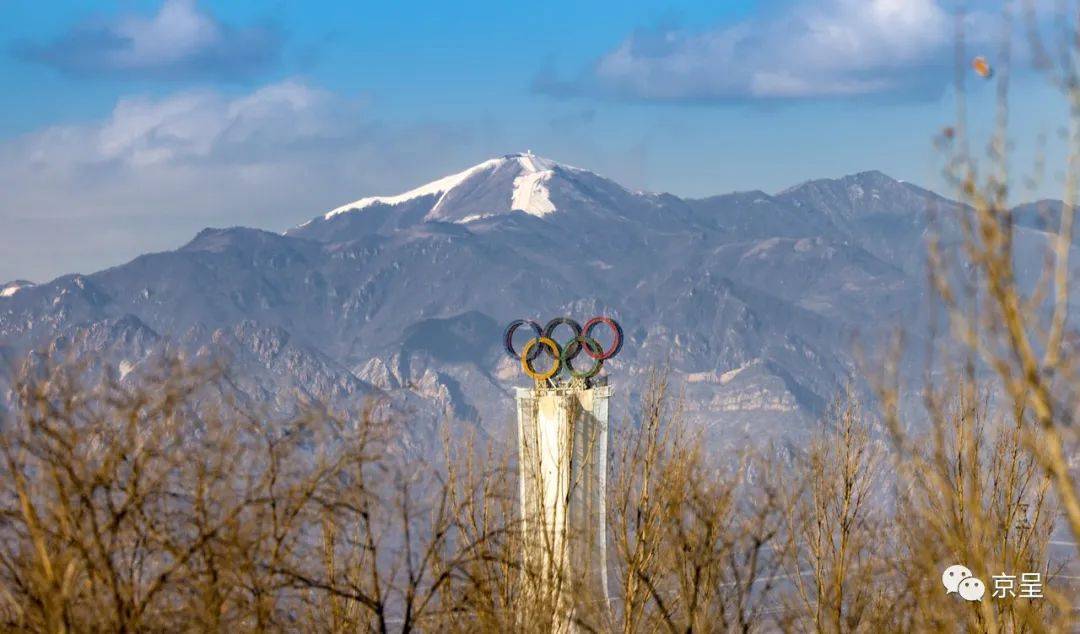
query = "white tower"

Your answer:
(515, 380), (611, 627)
